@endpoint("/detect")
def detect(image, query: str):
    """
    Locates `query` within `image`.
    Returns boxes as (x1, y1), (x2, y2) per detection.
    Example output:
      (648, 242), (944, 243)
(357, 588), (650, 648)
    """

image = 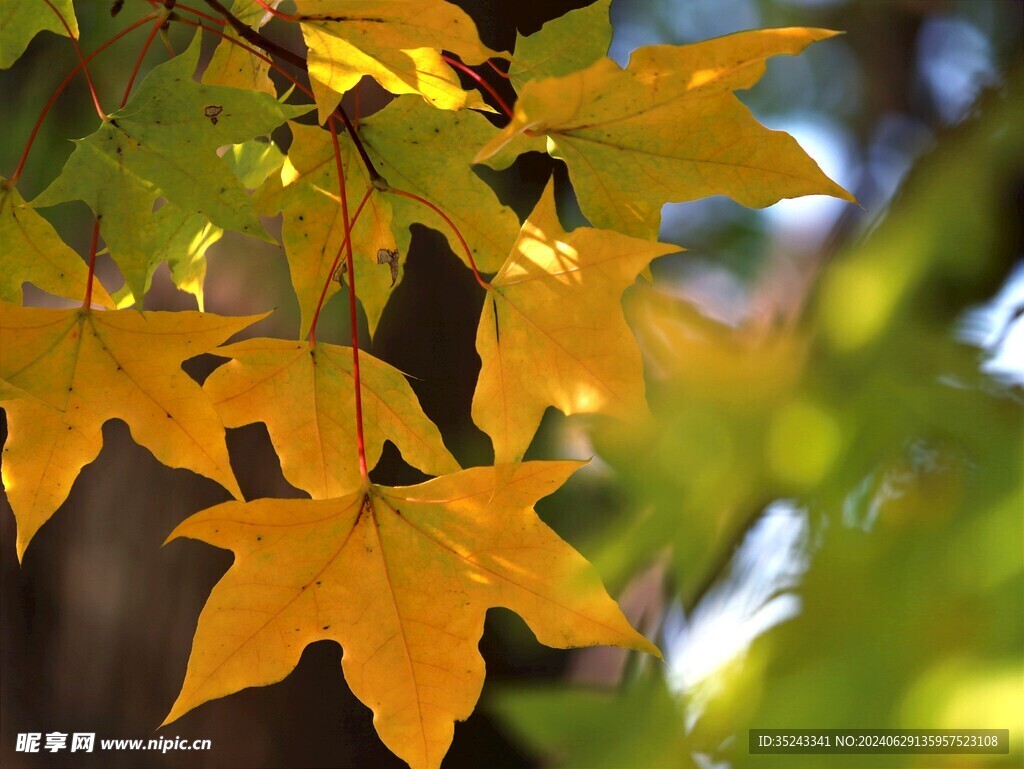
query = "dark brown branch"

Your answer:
(200, 0), (383, 184)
